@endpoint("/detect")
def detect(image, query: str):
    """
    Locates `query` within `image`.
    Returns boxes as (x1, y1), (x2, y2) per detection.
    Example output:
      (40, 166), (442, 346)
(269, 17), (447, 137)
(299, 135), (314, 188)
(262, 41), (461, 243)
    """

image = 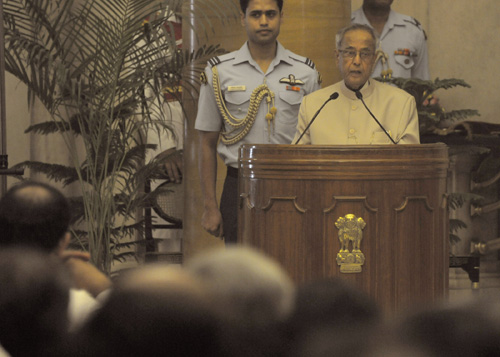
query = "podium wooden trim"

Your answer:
(237, 144), (449, 312)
